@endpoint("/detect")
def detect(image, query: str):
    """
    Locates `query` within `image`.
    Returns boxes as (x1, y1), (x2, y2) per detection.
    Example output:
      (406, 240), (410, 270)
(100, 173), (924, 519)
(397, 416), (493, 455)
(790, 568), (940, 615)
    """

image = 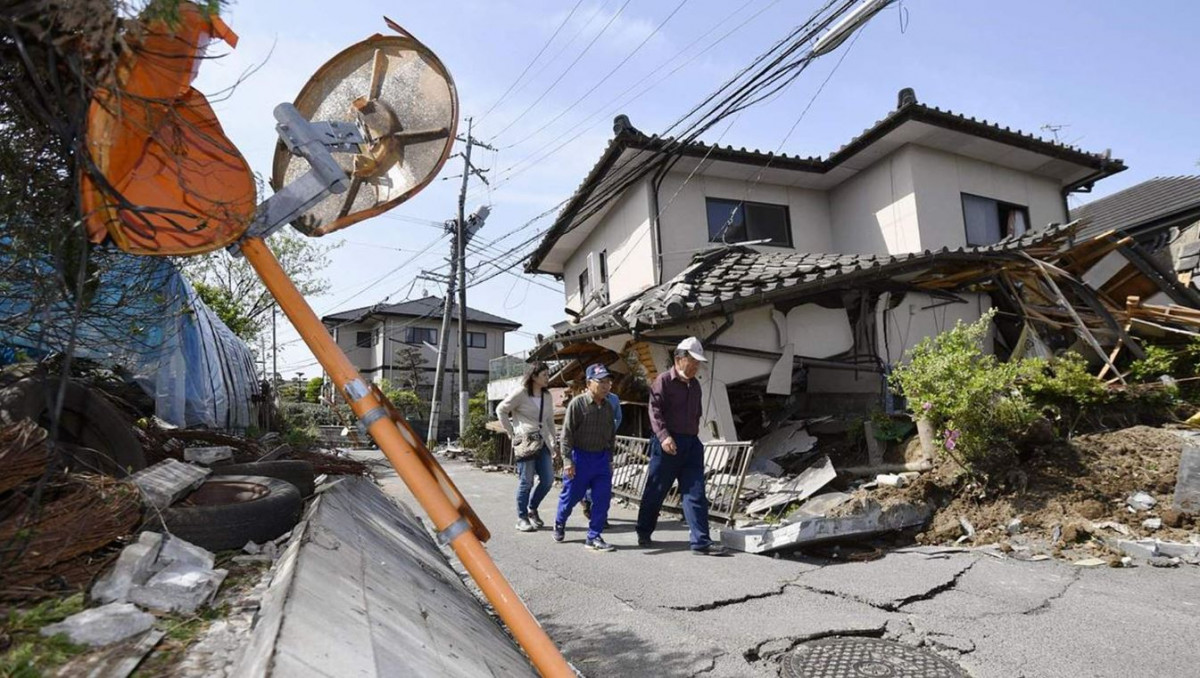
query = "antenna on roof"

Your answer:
(1040, 123), (1068, 142)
